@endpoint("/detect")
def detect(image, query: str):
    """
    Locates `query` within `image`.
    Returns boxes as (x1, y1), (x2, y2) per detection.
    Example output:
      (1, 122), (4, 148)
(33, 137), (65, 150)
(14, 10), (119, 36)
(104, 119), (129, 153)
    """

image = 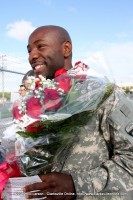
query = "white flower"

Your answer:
(30, 83), (36, 90)
(35, 90), (39, 94)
